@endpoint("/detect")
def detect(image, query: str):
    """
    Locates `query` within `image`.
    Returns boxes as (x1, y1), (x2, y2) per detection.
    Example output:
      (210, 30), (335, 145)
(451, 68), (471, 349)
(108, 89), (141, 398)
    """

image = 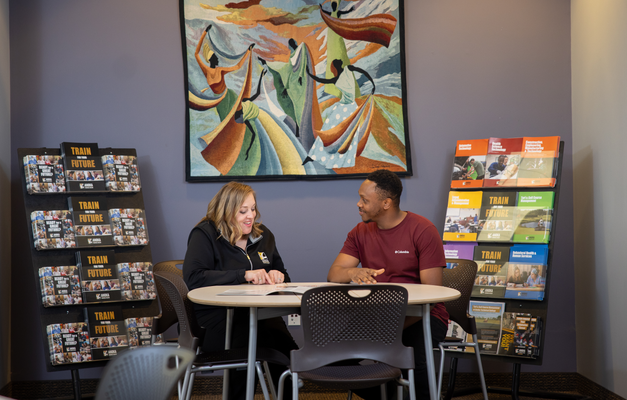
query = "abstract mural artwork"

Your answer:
(181, 0), (412, 181)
